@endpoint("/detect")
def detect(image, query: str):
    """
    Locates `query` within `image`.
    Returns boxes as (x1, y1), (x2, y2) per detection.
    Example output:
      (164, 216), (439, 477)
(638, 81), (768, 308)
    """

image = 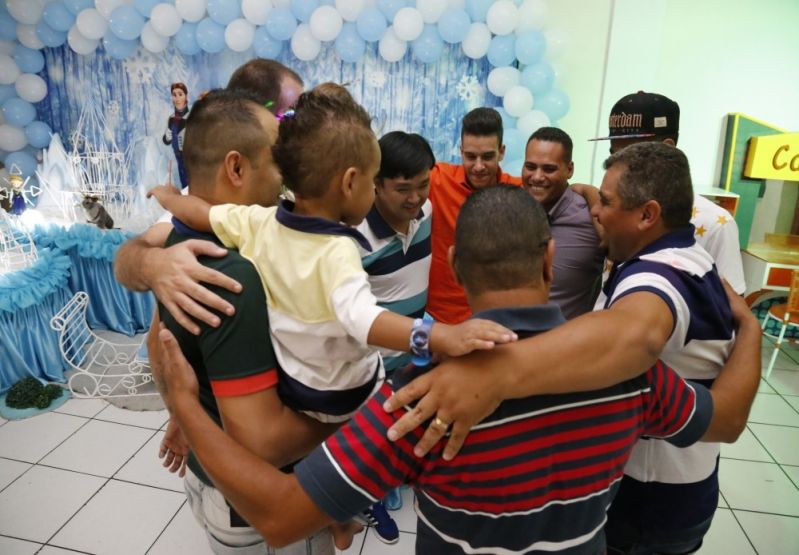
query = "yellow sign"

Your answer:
(744, 132), (799, 181)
